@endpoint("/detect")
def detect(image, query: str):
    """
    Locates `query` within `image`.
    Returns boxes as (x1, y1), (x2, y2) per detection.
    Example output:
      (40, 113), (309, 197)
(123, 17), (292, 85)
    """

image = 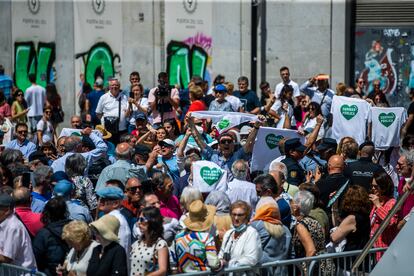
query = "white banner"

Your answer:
(251, 127), (305, 172)
(59, 128), (102, 139)
(371, 107), (407, 150)
(191, 111), (259, 133)
(192, 160), (227, 193)
(73, 0), (122, 113)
